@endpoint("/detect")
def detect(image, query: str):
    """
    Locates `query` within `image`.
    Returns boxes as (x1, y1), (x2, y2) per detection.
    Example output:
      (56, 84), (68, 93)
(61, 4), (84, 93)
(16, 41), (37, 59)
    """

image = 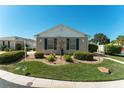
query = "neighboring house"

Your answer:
(35, 24), (88, 54)
(0, 36), (36, 50)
